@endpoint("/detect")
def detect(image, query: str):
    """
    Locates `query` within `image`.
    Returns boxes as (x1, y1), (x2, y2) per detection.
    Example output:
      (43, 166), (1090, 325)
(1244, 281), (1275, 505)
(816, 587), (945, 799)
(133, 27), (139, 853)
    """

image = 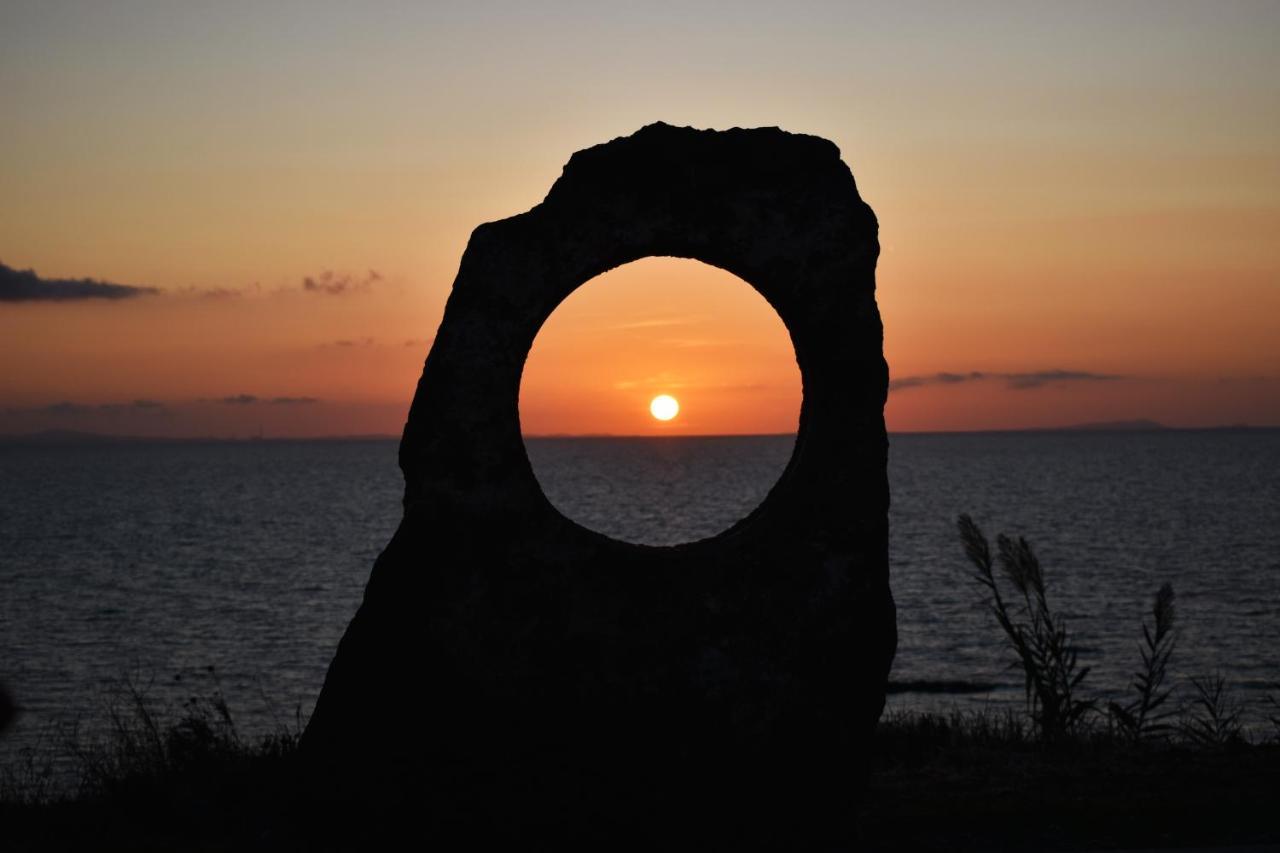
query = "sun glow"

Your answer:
(649, 394), (679, 421)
